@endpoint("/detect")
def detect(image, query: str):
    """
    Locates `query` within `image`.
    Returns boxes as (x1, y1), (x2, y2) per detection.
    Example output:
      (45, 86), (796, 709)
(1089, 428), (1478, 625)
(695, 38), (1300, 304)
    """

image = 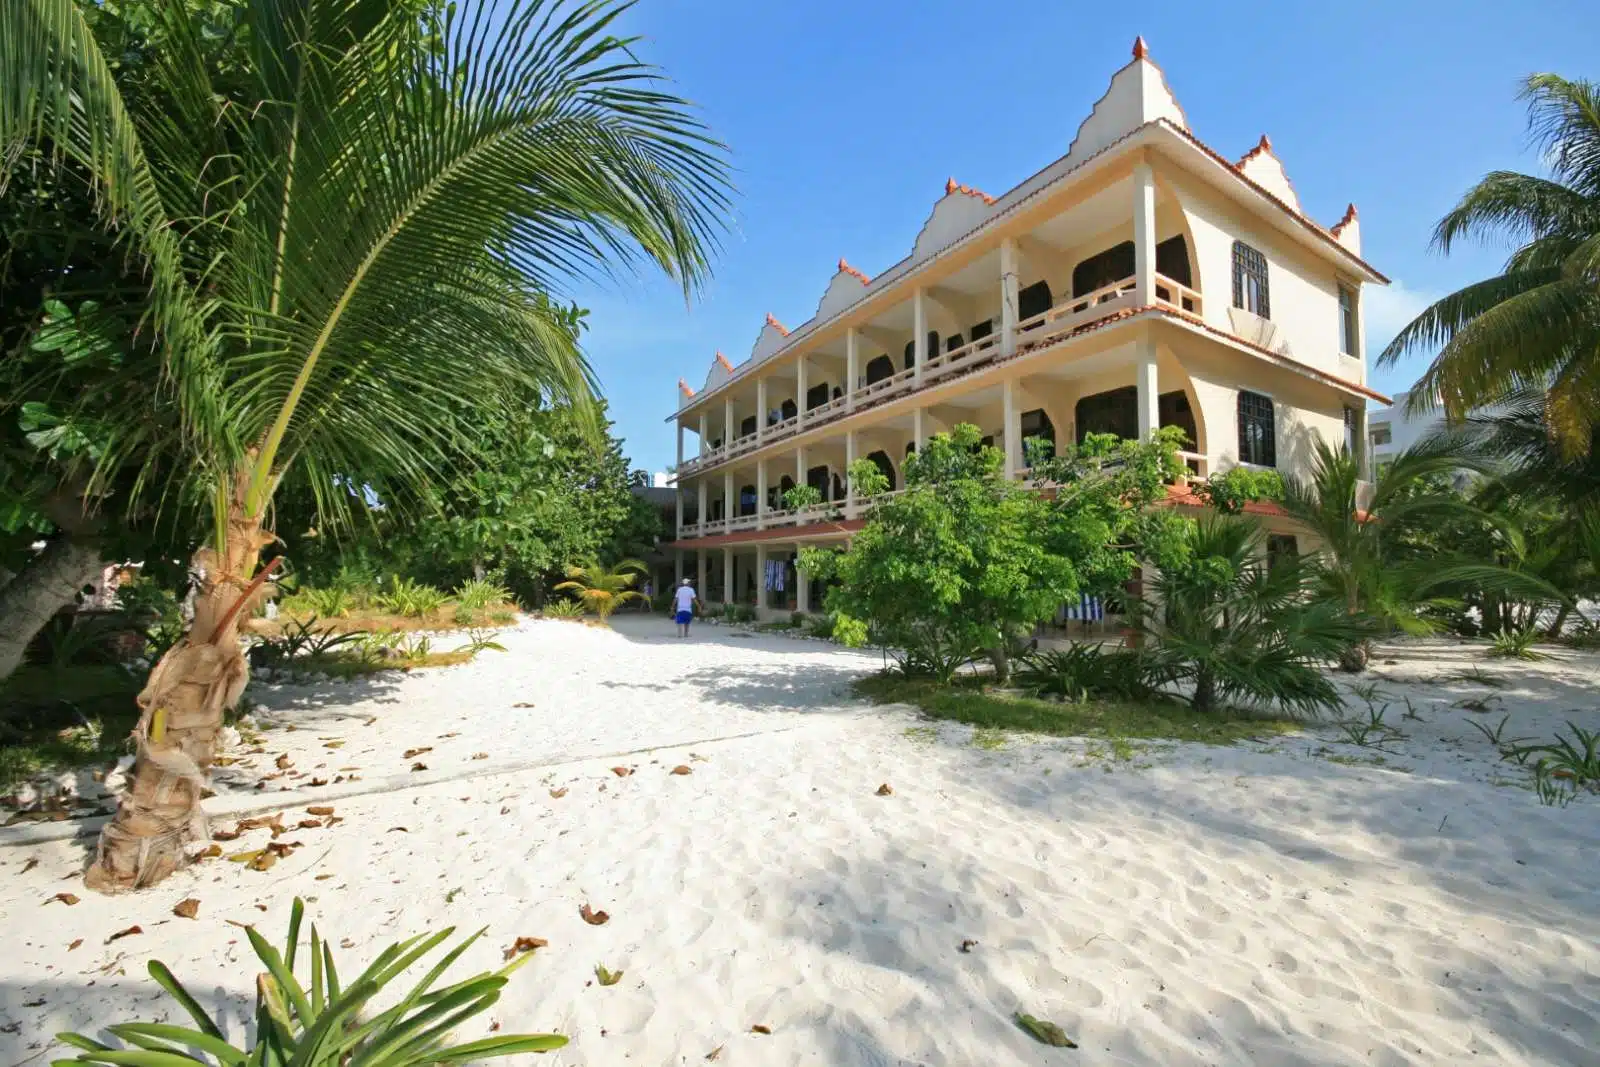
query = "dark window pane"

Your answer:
(866, 354), (894, 385)
(1076, 387), (1138, 442)
(1072, 241), (1135, 296)
(1155, 235), (1192, 287)
(1237, 390), (1276, 466)
(1231, 241), (1270, 318)
(1018, 280), (1053, 323)
(969, 319), (993, 341)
